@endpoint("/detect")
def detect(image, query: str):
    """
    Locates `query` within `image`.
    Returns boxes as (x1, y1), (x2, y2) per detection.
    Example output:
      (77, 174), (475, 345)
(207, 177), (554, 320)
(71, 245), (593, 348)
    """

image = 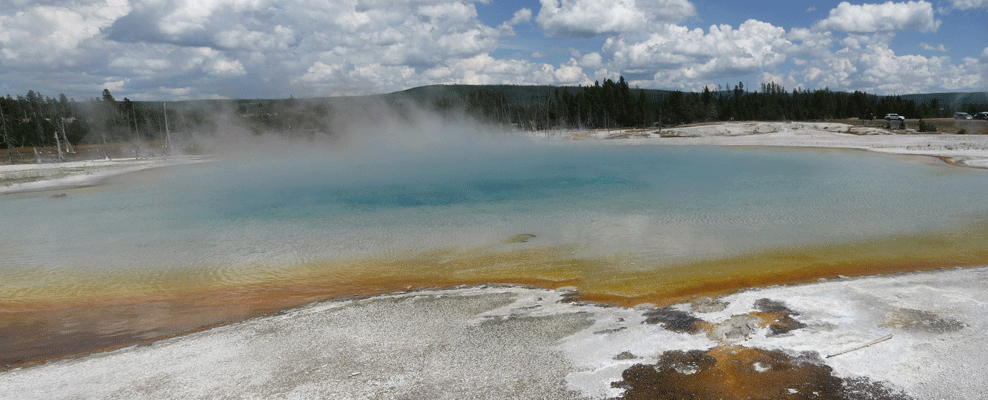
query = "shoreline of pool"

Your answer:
(3, 266), (987, 399)
(557, 121), (988, 170)
(0, 156), (211, 195)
